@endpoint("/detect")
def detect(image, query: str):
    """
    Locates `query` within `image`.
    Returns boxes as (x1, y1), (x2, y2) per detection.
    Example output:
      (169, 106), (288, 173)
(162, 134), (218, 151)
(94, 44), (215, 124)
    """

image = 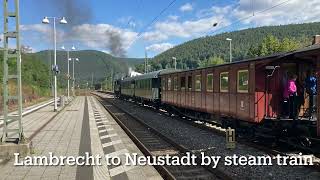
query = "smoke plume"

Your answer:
(47, 0), (92, 26)
(105, 29), (126, 57)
